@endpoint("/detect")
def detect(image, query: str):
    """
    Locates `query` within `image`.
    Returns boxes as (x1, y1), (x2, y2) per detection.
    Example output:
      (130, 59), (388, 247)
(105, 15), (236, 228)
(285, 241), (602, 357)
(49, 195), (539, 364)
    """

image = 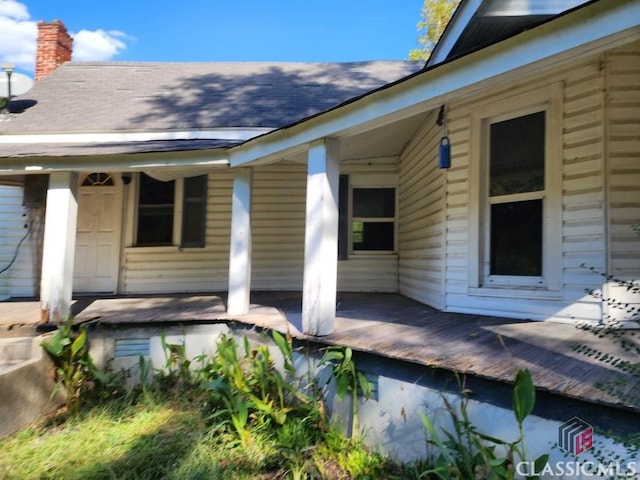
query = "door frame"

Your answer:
(74, 172), (124, 294)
